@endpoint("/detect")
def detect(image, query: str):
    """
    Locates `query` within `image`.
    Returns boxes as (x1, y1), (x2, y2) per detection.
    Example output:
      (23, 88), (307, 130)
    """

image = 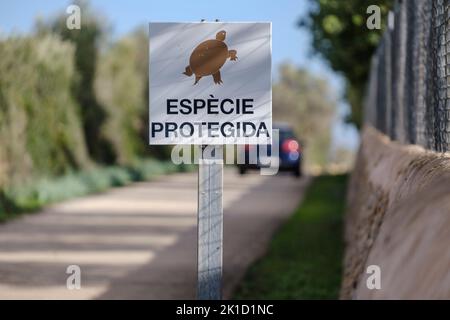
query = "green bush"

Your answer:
(37, 1), (116, 164)
(95, 29), (149, 164)
(0, 35), (90, 187)
(0, 159), (192, 221)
